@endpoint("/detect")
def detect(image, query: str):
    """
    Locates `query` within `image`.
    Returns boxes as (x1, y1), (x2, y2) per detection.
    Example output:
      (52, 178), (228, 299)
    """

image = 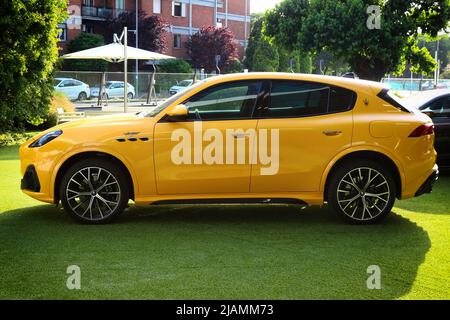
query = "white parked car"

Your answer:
(54, 78), (90, 101)
(90, 81), (135, 100)
(169, 79), (194, 95)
